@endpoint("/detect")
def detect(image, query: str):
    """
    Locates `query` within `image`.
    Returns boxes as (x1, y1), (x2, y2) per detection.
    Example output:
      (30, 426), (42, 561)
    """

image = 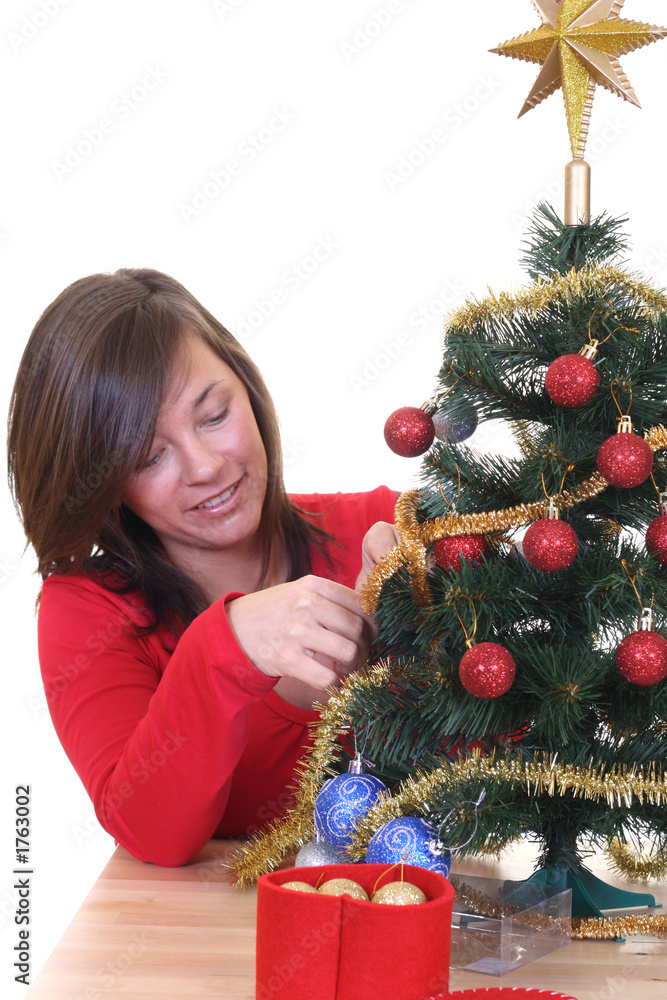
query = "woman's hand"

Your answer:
(355, 521), (400, 592)
(225, 576), (378, 690)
